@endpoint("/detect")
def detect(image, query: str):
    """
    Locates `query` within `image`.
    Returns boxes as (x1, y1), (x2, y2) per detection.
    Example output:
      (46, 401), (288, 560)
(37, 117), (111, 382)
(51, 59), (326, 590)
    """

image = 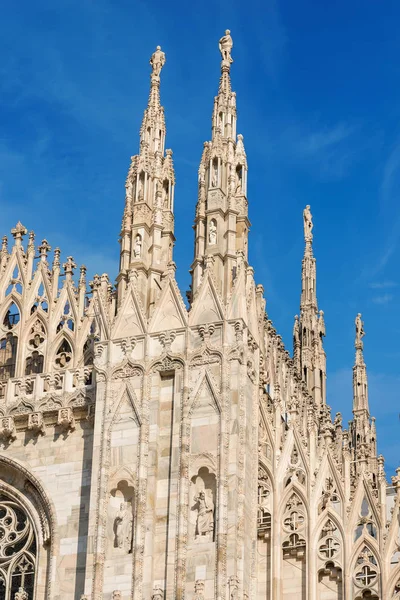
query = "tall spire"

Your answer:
(117, 46), (175, 314)
(190, 30), (250, 302)
(296, 205), (326, 405)
(353, 313), (369, 413)
(350, 314), (377, 471)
